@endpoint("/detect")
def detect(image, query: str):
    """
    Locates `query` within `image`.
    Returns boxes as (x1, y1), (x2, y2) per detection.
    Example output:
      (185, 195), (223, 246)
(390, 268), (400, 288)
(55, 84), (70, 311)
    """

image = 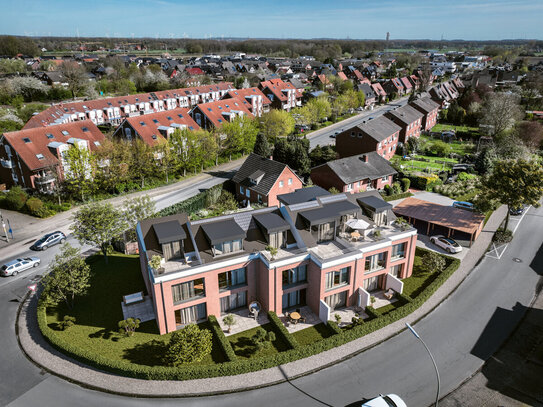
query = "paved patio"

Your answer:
(120, 296), (155, 323)
(371, 290), (399, 309)
(279, 306), (322, 333)
(217, 307), (270, 336)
